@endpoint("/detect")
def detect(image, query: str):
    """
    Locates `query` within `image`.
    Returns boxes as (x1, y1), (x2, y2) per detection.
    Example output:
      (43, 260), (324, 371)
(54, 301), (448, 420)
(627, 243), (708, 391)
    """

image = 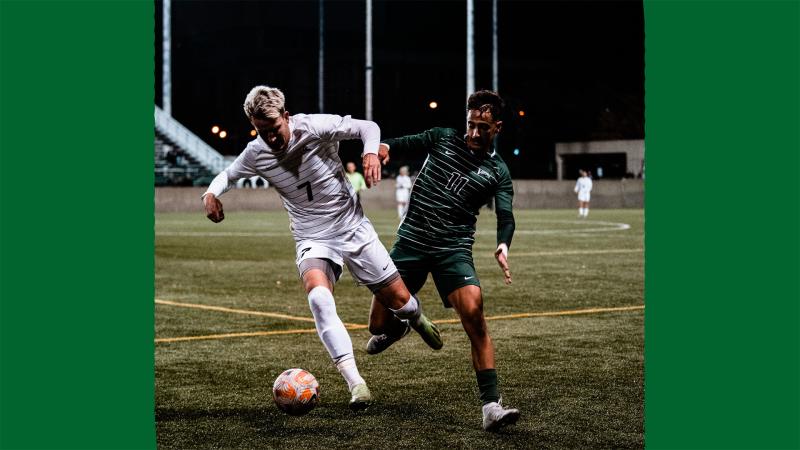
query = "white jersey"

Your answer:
(574, 176), (593, 195)
(395, 175), (412, 202)
(205, 113), (380, 240)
